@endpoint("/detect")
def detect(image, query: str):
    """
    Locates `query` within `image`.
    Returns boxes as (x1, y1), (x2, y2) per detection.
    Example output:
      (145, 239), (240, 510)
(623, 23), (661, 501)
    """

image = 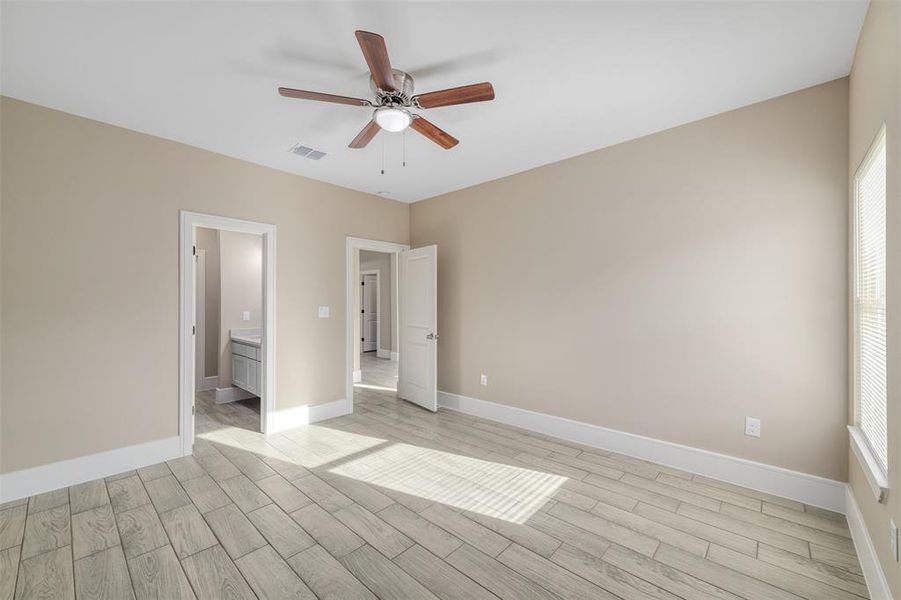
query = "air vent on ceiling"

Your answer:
(289, 144), (327, 160)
